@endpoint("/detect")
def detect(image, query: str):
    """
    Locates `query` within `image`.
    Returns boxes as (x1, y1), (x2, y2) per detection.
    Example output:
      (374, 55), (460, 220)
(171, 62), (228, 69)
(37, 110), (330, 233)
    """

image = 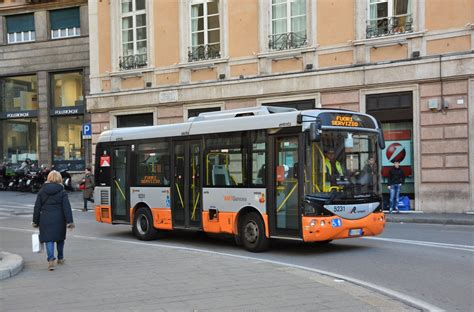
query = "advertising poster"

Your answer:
(381, 129), (413, 178)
